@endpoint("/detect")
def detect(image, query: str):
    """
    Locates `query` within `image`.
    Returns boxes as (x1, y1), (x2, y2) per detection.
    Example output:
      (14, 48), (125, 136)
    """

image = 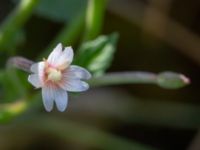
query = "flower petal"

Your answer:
(30, 63), (38, 73)
(56, 46), (74, 67)
(42, 87), (54, 112)
(68, 65), (91, 80)
(54, 89), (68, 112)
(59, 79), (89, 92)
(28, 74), (42, 88)
(30, 61), (44, 74)
(47, 43), (62, 64)
(33, 62), (46, 85)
